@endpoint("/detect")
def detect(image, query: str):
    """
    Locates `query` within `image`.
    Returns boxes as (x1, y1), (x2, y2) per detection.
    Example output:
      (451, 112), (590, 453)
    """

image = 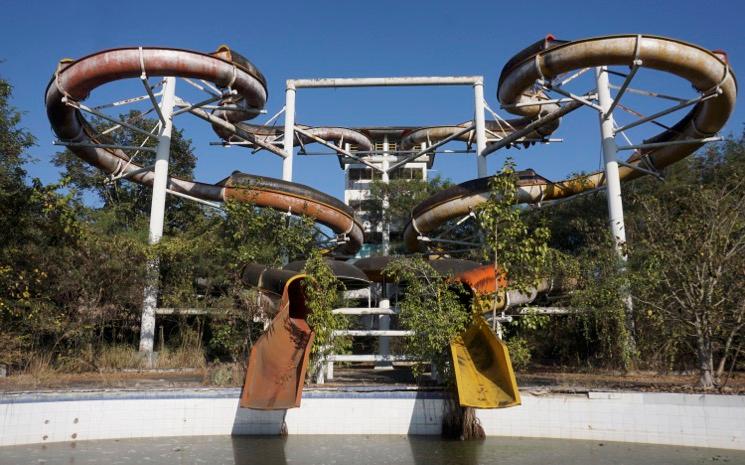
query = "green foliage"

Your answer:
(222, 198), (316, 268)
(368, 175), (452, 224)
(505, 337), (532, 370)
(475, 158), (551, 295)
(367, 176), (453, 252)
(303, 251), (348, 380)
(564, 233), (636, 369)
(627, 136), (745, 386)
(52, 110), (200, 234)
(384, 258), (470, 381)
